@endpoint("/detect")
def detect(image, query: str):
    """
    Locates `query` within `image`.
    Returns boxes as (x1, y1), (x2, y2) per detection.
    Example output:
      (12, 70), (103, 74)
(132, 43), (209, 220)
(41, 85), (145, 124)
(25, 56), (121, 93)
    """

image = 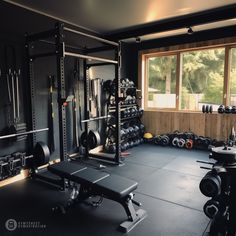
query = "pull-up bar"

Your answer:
(64, 27), (119, 47)
(64, 51), (118, 64)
